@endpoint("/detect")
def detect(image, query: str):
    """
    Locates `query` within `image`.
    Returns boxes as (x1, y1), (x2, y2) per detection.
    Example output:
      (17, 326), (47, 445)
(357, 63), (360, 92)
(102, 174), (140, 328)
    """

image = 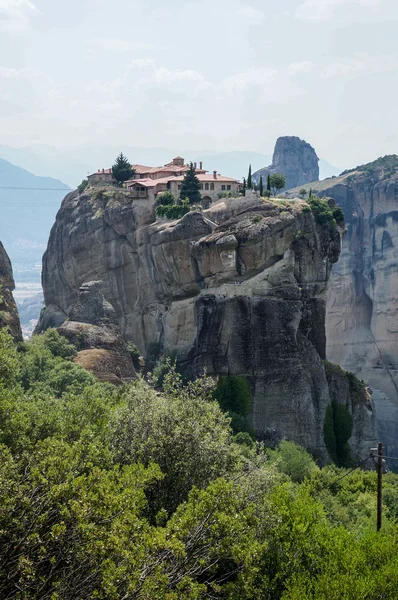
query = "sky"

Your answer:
(1, 0), (398, 169)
